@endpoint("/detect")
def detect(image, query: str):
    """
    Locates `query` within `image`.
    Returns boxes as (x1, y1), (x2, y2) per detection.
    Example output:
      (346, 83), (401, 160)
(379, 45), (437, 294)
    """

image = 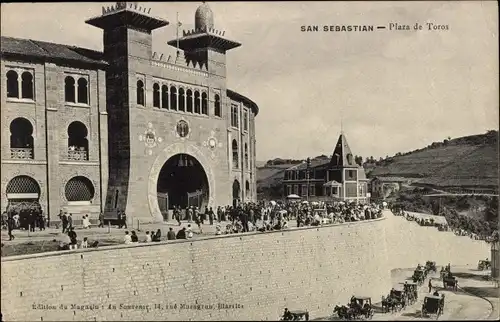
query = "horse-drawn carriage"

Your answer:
(478, 260), (491, 271)
(403, 281), (418, 304)
(425, 261), (437, 273)
(412, 268), (426, 285)
(442, 276), (458, 291)
(334, 296), (374, 320)
(281, 309), (309, 321)
(421, 295), (444, 319)
(382, 287), (406, 313)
